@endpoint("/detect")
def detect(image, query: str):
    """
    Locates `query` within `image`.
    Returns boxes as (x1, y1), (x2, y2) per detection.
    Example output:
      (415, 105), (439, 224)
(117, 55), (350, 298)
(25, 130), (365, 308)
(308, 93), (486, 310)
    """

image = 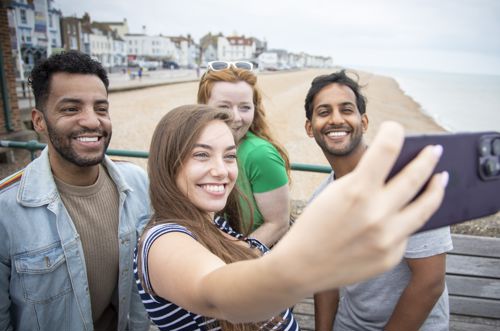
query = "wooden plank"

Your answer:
(293, 300), (314, 315)
(450, 320), (500, 331)
(450, 296), (500, 319)
(450, 314), (500, 331)
(450, 234), (500, 258)
(293, 298), (315, 330)
(293, 314), (315, 330)
(447, 274), (500, 299)
(447, 255), (500, 278)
